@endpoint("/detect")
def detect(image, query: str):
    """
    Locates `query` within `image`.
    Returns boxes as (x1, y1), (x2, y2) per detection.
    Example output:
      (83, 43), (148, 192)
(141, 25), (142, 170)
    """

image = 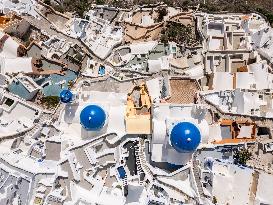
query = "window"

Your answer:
(4, 98), (14, 107)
